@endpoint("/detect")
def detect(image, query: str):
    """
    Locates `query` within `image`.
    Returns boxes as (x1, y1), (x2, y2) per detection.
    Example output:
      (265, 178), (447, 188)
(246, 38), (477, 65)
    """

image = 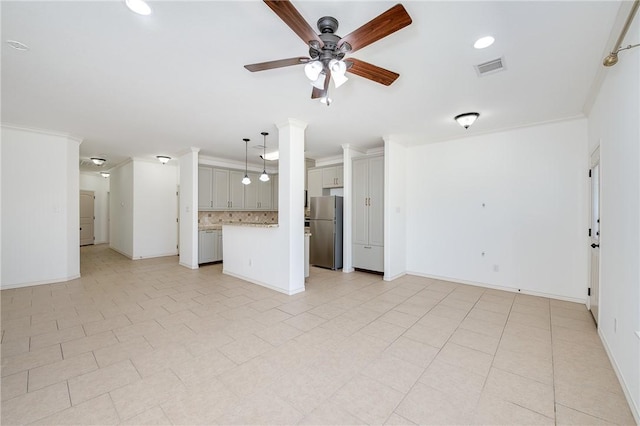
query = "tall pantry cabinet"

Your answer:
(352, 155), (384, 272)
